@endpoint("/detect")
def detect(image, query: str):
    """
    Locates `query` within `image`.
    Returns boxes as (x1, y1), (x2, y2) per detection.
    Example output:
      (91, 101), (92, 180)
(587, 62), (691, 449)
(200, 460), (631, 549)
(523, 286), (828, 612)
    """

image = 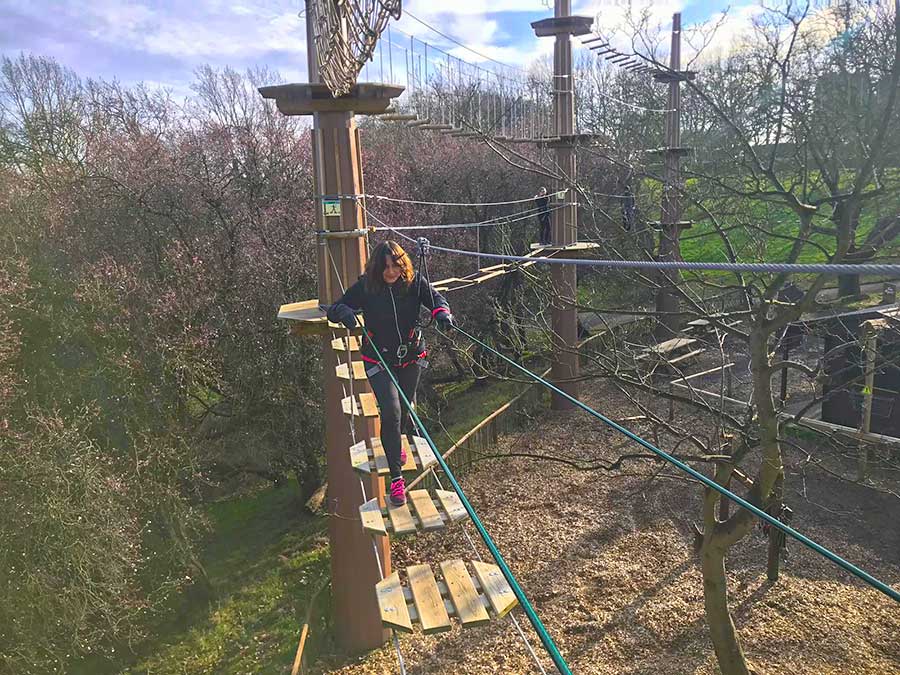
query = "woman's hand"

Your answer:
(328, 303), (358, 329)
(436, 312), (454, 330)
